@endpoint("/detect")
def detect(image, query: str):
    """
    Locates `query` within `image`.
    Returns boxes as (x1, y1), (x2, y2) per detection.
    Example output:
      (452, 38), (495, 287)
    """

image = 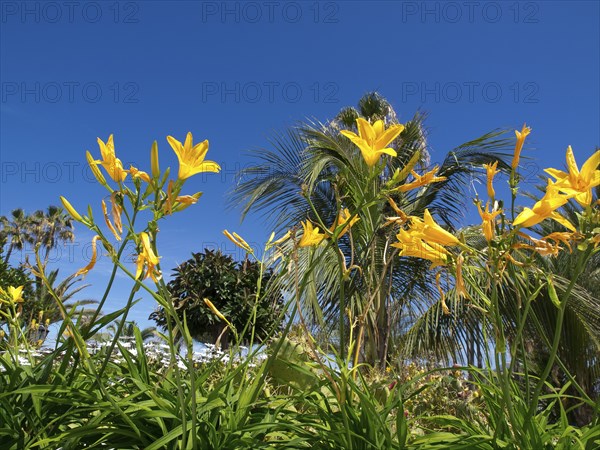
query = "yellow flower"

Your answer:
(409, 209), (460, 246)
(436, 272), (450, 315)
(128, 165), (151, 184)
(340, 118), (404, 167)
(298, 220), (327, 247)
(223, 230), (253, 253)
(102, 199), (121, 241)
(166, 132), (221, 180)
(544, 146), (600, 206)
(513, 180), (575, 231)
(76, 235), (100, 277)
(94, 135), (128, 182)
(135, 232), (161, 282)
(455, 254), (469, 299)
(150, 140), (160, 178)
(204, 298), (230, 325)
(512, 123), (531, 170)
(329, 208), (360, 238)
(396, 166), (447, 193)
(477, 201), (502, 242)
(484, 161), (499, 200)
(4, 285), (24, 304)
(60, 196), (84, 223)
(391, 228), (449, 268)
(543, 231), (581, 253)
